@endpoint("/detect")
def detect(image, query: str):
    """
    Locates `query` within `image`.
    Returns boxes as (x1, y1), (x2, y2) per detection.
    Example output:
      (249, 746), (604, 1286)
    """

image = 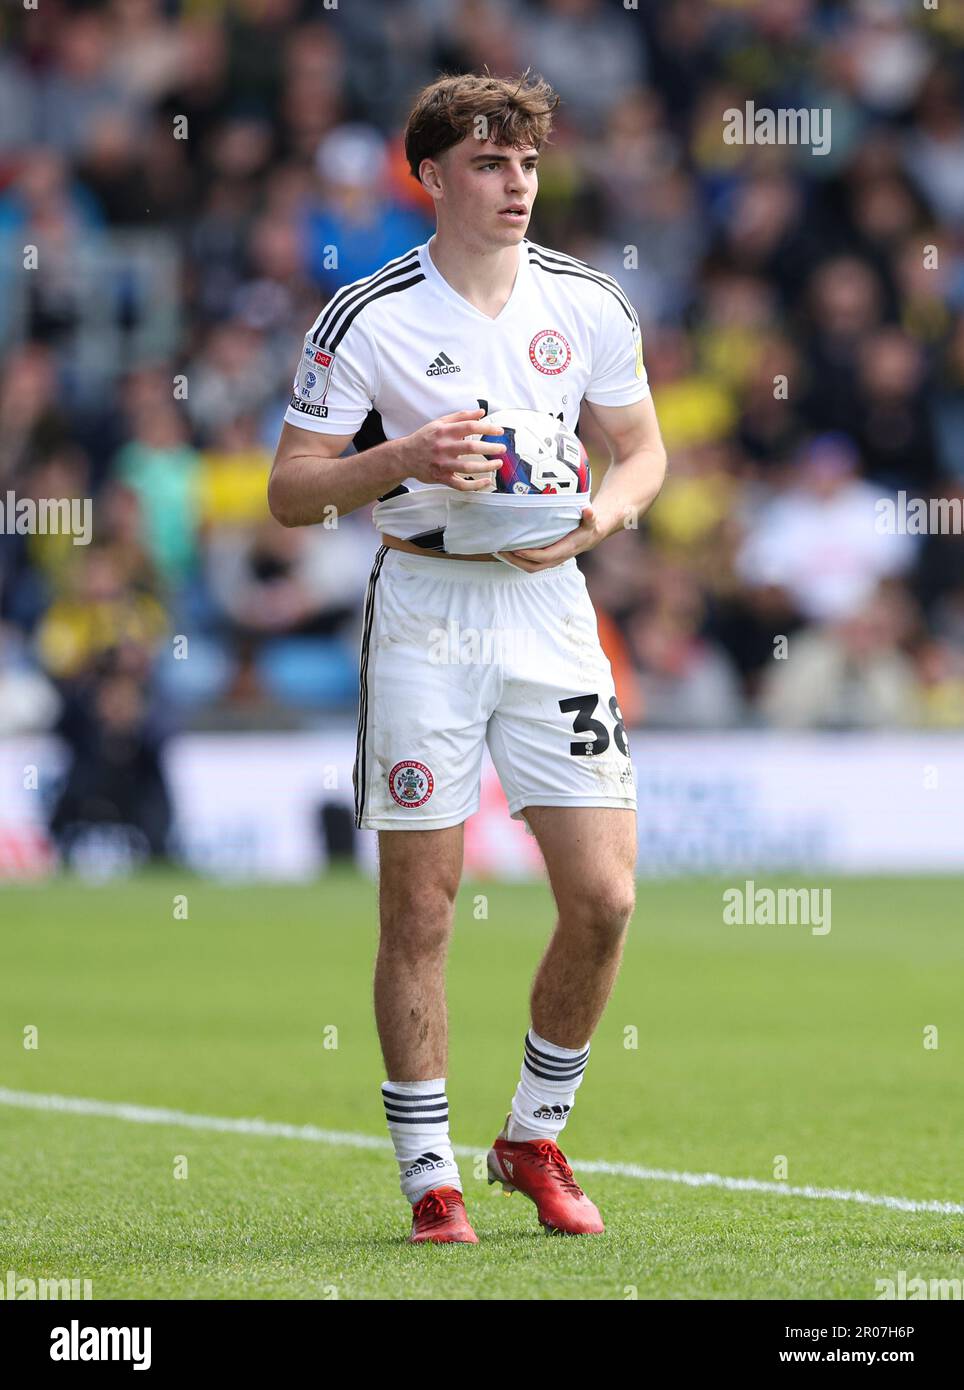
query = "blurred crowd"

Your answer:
(2, 0), (964, 834)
